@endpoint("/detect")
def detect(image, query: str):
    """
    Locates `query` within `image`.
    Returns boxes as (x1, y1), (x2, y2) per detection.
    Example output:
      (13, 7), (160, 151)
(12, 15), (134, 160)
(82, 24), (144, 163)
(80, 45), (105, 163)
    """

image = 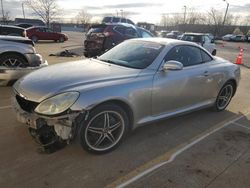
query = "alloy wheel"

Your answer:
(216, 84), (233, 110)
(84, 111), (125, 151)
(2, 58), (25, 68)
